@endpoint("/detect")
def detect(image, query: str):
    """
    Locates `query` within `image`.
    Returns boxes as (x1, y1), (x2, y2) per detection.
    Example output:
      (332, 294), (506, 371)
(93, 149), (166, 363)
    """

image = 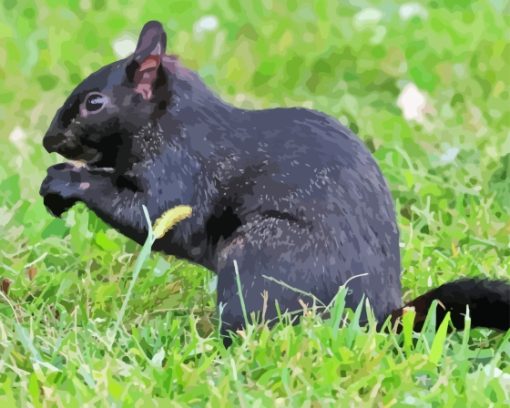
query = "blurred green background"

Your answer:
(1, 0), (509, 287)
(0, 0), (509, 405)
